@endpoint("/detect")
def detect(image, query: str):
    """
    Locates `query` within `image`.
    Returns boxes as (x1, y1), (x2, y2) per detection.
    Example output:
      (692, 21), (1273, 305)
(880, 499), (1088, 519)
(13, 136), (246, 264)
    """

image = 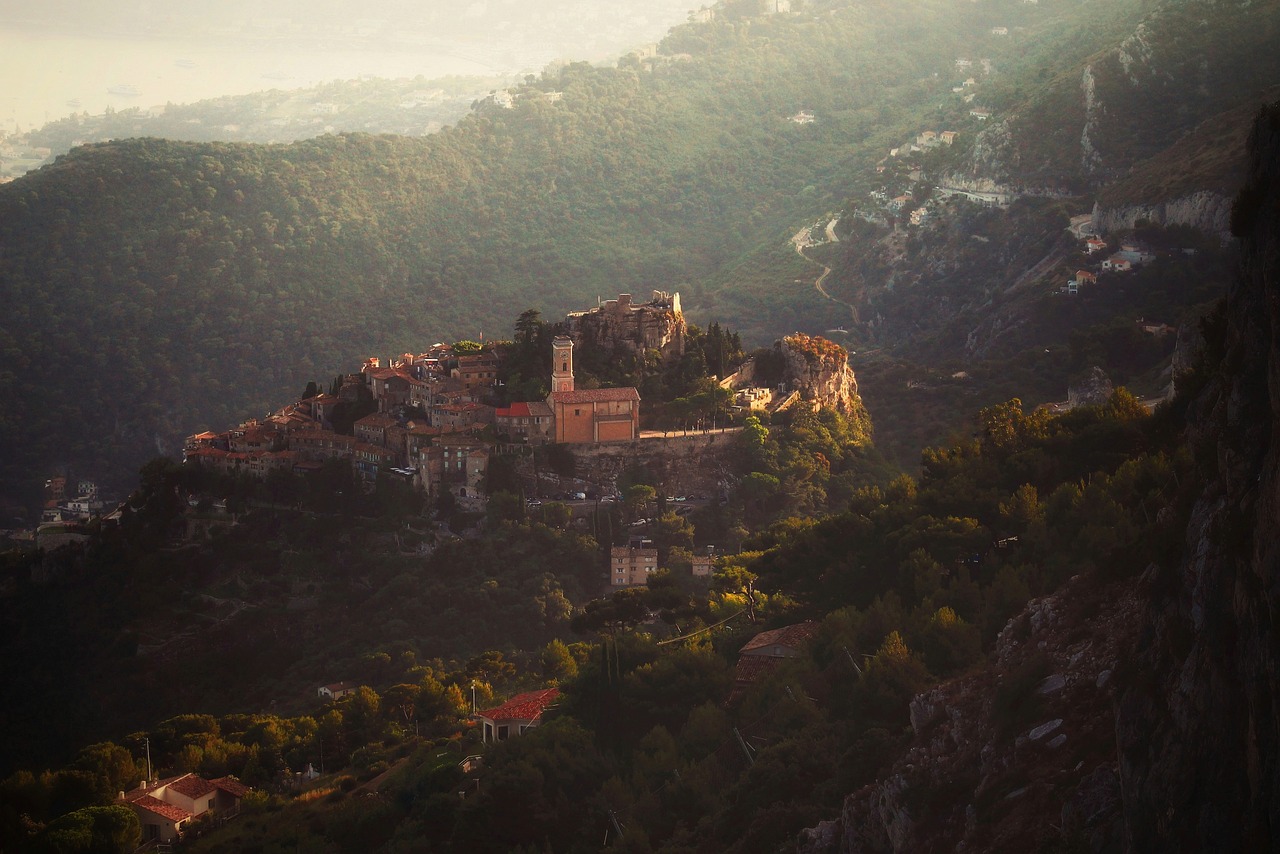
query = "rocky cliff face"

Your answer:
(778, 334), (862, 416)
(798, 574), (1141, 853)
(564, 290), (686, 364)
(1113, 101), (1280, 852)
(797, 103), (1280, 854)
(1091, 190), (1236, 240)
